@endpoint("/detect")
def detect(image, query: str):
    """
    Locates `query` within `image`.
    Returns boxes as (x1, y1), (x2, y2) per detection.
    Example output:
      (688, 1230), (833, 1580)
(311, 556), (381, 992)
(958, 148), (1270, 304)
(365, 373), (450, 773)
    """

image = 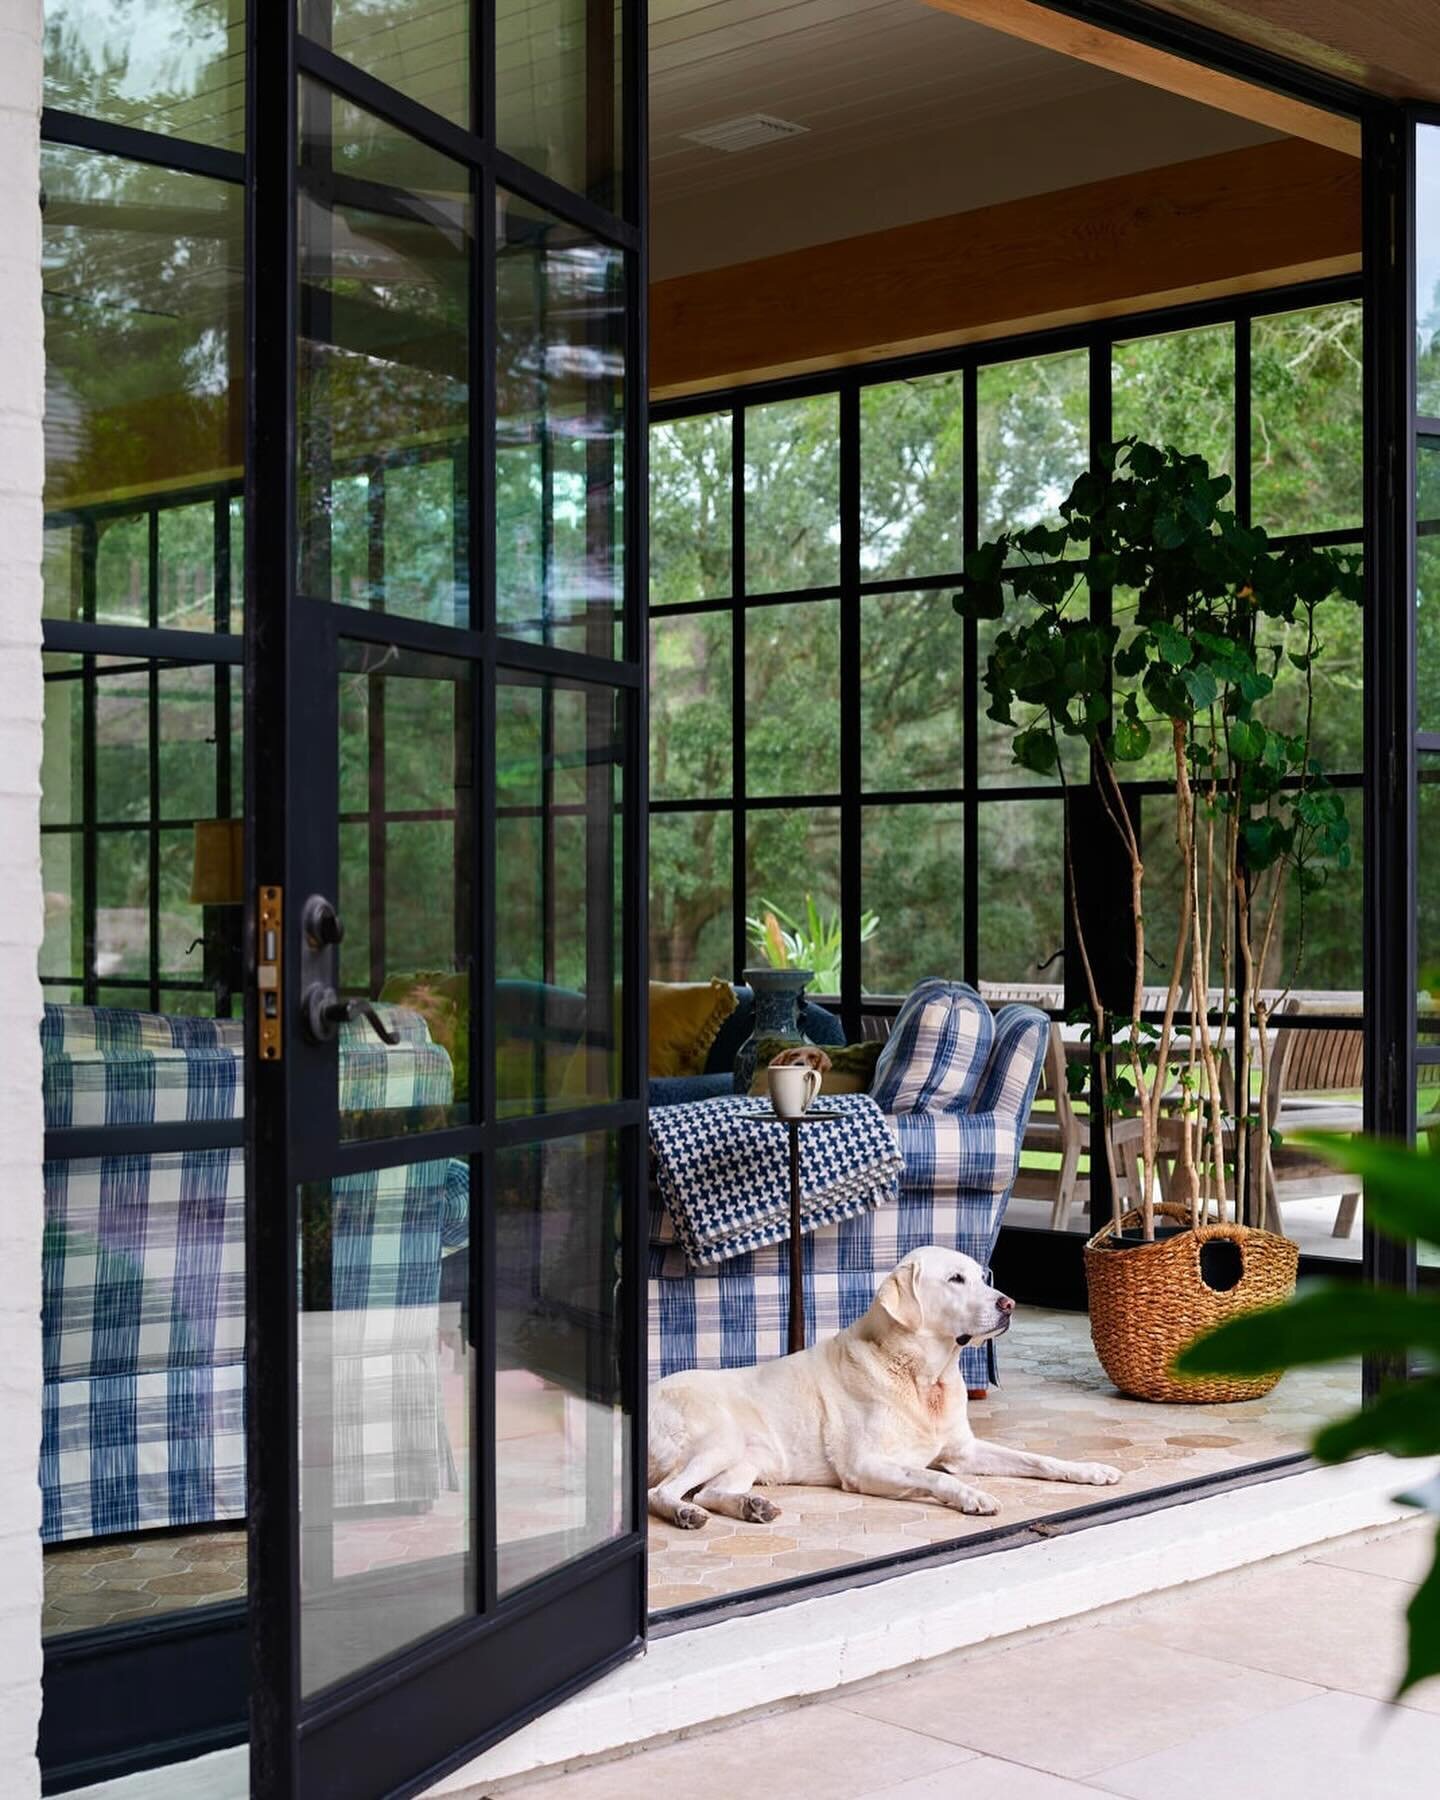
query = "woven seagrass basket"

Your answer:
(1084, 1202), (1298, 1403)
